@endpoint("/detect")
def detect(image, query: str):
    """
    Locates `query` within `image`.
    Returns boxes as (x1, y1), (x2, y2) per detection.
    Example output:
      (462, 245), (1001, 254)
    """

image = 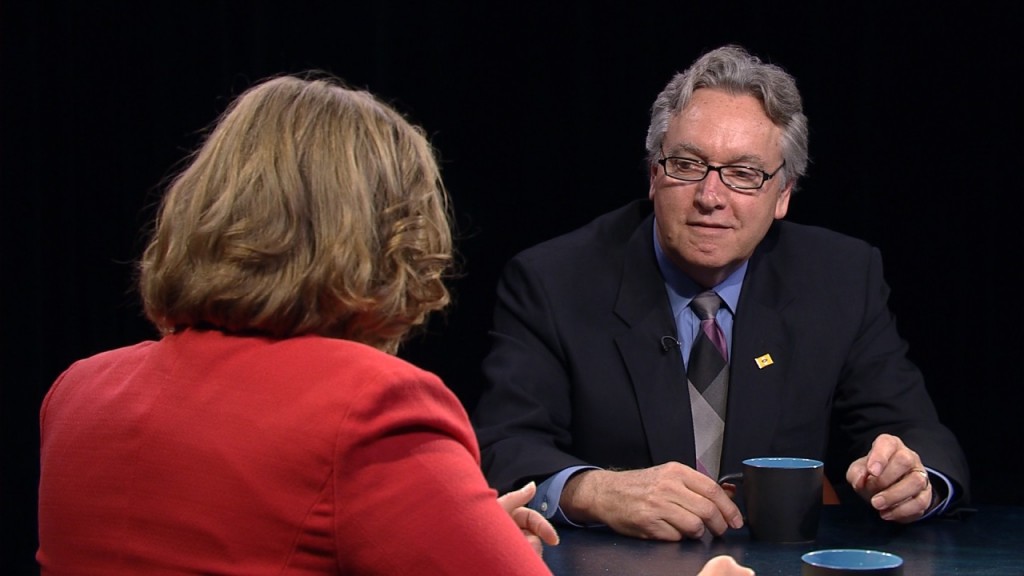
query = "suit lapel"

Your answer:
(613, 215), (695, 466)
(607, 215), (796, 474)
(719, 239), (793, 478)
